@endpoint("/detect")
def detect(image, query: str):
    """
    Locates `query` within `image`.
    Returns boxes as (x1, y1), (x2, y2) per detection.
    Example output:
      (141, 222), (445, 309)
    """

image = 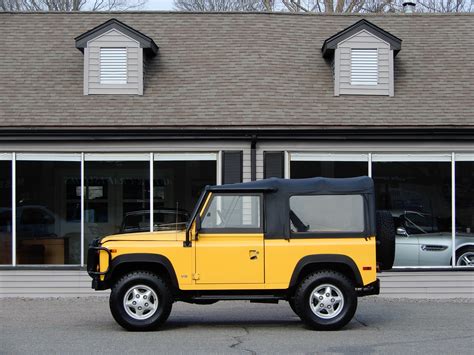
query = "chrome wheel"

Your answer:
(123, 285), (158, 320)
(309, 284), (344, 320)
(456, 251), (474, 266)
